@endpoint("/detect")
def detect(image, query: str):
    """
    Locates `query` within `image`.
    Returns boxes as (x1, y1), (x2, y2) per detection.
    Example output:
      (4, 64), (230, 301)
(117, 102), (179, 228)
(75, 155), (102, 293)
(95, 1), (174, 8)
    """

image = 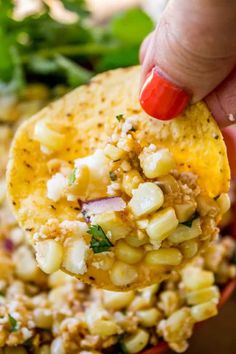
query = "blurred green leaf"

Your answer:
(110, 8), (154, 45)
(56, 55), (92, 86)
(96, 46), (139, 72)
